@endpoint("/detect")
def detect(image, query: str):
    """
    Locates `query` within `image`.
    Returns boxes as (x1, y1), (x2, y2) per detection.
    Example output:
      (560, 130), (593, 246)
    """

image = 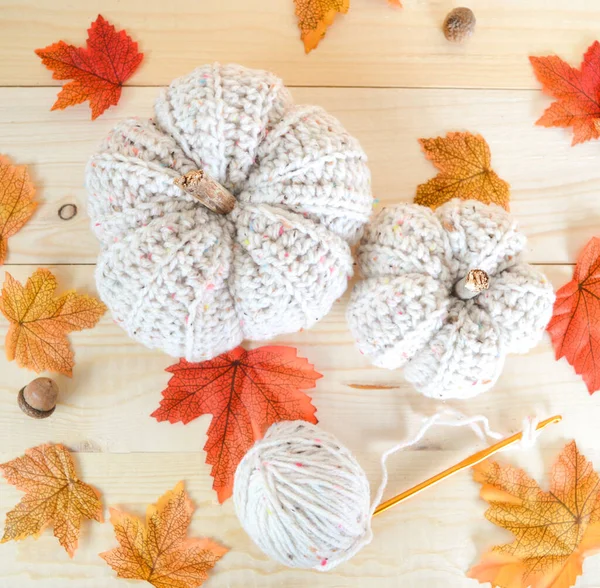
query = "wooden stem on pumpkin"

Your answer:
(174, 170), (236, 214)
(454, 269), (489, 299)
